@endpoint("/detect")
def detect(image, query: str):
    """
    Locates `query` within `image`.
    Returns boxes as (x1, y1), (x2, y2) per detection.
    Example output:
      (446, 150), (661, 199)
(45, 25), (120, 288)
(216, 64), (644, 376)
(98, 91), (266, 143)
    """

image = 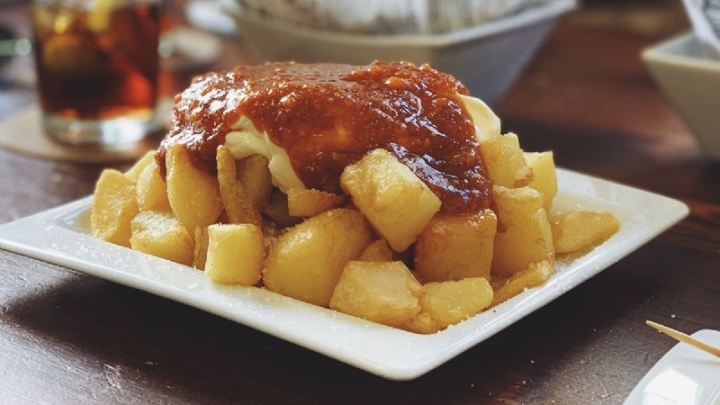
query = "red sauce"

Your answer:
(156, 61), (492, 214)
